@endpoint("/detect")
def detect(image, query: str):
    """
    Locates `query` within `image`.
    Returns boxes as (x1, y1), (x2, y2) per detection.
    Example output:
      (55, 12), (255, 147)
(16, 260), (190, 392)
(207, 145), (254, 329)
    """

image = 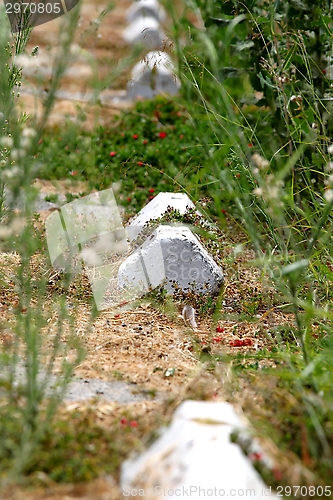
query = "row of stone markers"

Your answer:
(123, 0), (181, 100)
(119, 194), (279, 499)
